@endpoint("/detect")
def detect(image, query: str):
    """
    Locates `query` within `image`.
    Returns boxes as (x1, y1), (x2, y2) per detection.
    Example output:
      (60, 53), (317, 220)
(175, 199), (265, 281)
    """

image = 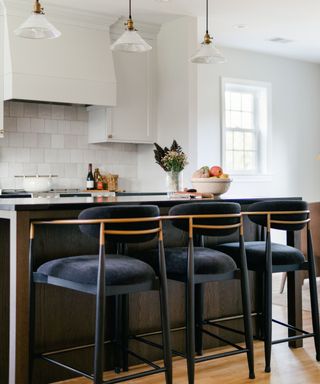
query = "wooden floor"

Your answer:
(55, 304), (320, 384)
